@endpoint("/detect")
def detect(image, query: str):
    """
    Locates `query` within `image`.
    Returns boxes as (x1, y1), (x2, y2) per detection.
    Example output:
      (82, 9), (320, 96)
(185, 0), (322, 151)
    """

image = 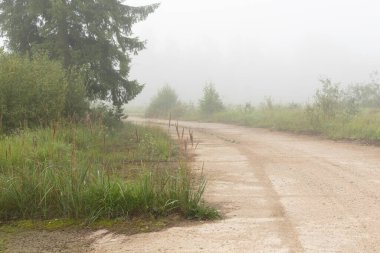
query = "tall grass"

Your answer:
(0, 122), (217, 222)
(211, 106), (313, 133)
(203, 106), (380, 143)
